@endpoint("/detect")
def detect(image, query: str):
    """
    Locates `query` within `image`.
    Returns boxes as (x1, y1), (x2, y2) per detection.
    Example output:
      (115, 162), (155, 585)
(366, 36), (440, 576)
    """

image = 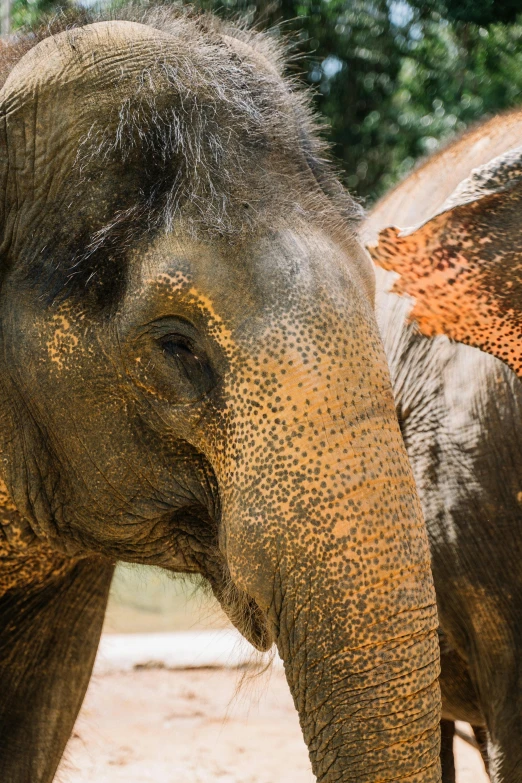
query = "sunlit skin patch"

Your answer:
(0, 474), (72, 595)
(371, 214), (522, 376)
(46, 312), (81, 371)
